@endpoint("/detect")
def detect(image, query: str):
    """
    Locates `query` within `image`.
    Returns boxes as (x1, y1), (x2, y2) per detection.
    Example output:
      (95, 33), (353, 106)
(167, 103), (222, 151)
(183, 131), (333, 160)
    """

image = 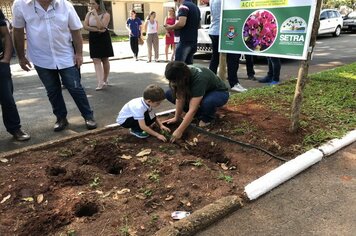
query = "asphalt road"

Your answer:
(0, 32), (355, 153)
